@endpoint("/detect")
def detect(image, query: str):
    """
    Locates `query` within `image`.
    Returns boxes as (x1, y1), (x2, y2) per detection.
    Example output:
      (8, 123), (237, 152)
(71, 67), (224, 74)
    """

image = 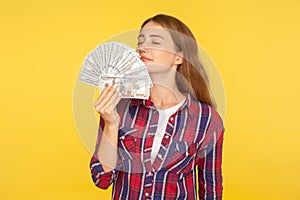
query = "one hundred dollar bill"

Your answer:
(100, 75), (150, 99)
